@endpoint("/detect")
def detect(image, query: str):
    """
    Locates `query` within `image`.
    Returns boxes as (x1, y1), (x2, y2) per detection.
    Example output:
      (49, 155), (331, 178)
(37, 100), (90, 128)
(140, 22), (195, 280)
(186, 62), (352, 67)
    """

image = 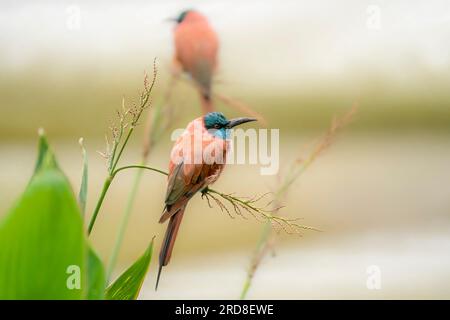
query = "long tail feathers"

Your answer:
(155, 206), (186, 291)
(155, 264), (164, 292)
